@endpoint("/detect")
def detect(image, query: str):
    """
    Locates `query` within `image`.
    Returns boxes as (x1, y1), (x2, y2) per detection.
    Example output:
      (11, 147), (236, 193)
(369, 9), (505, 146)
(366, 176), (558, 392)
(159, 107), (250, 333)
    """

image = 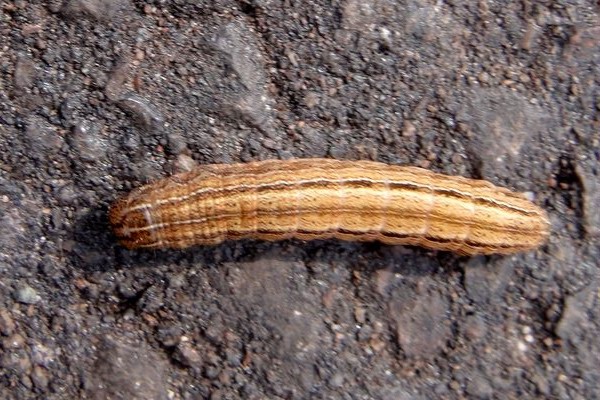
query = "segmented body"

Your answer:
(109, 159), (550, 255)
